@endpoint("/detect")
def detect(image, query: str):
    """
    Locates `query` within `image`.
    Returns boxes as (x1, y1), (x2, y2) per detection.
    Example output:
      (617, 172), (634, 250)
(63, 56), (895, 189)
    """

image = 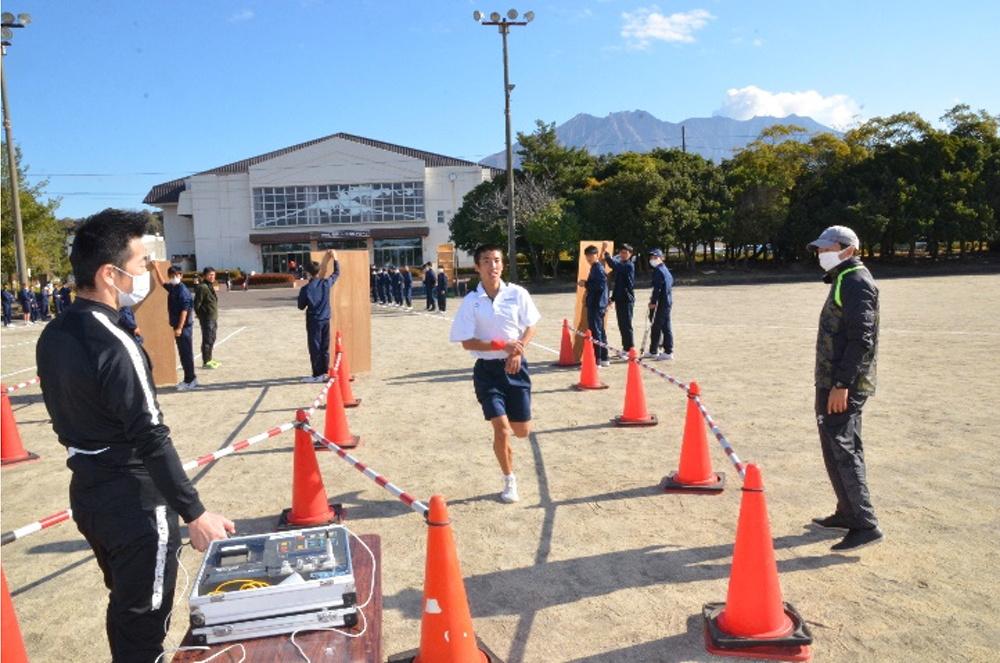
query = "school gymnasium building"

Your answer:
(143, 133), (496, 274)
